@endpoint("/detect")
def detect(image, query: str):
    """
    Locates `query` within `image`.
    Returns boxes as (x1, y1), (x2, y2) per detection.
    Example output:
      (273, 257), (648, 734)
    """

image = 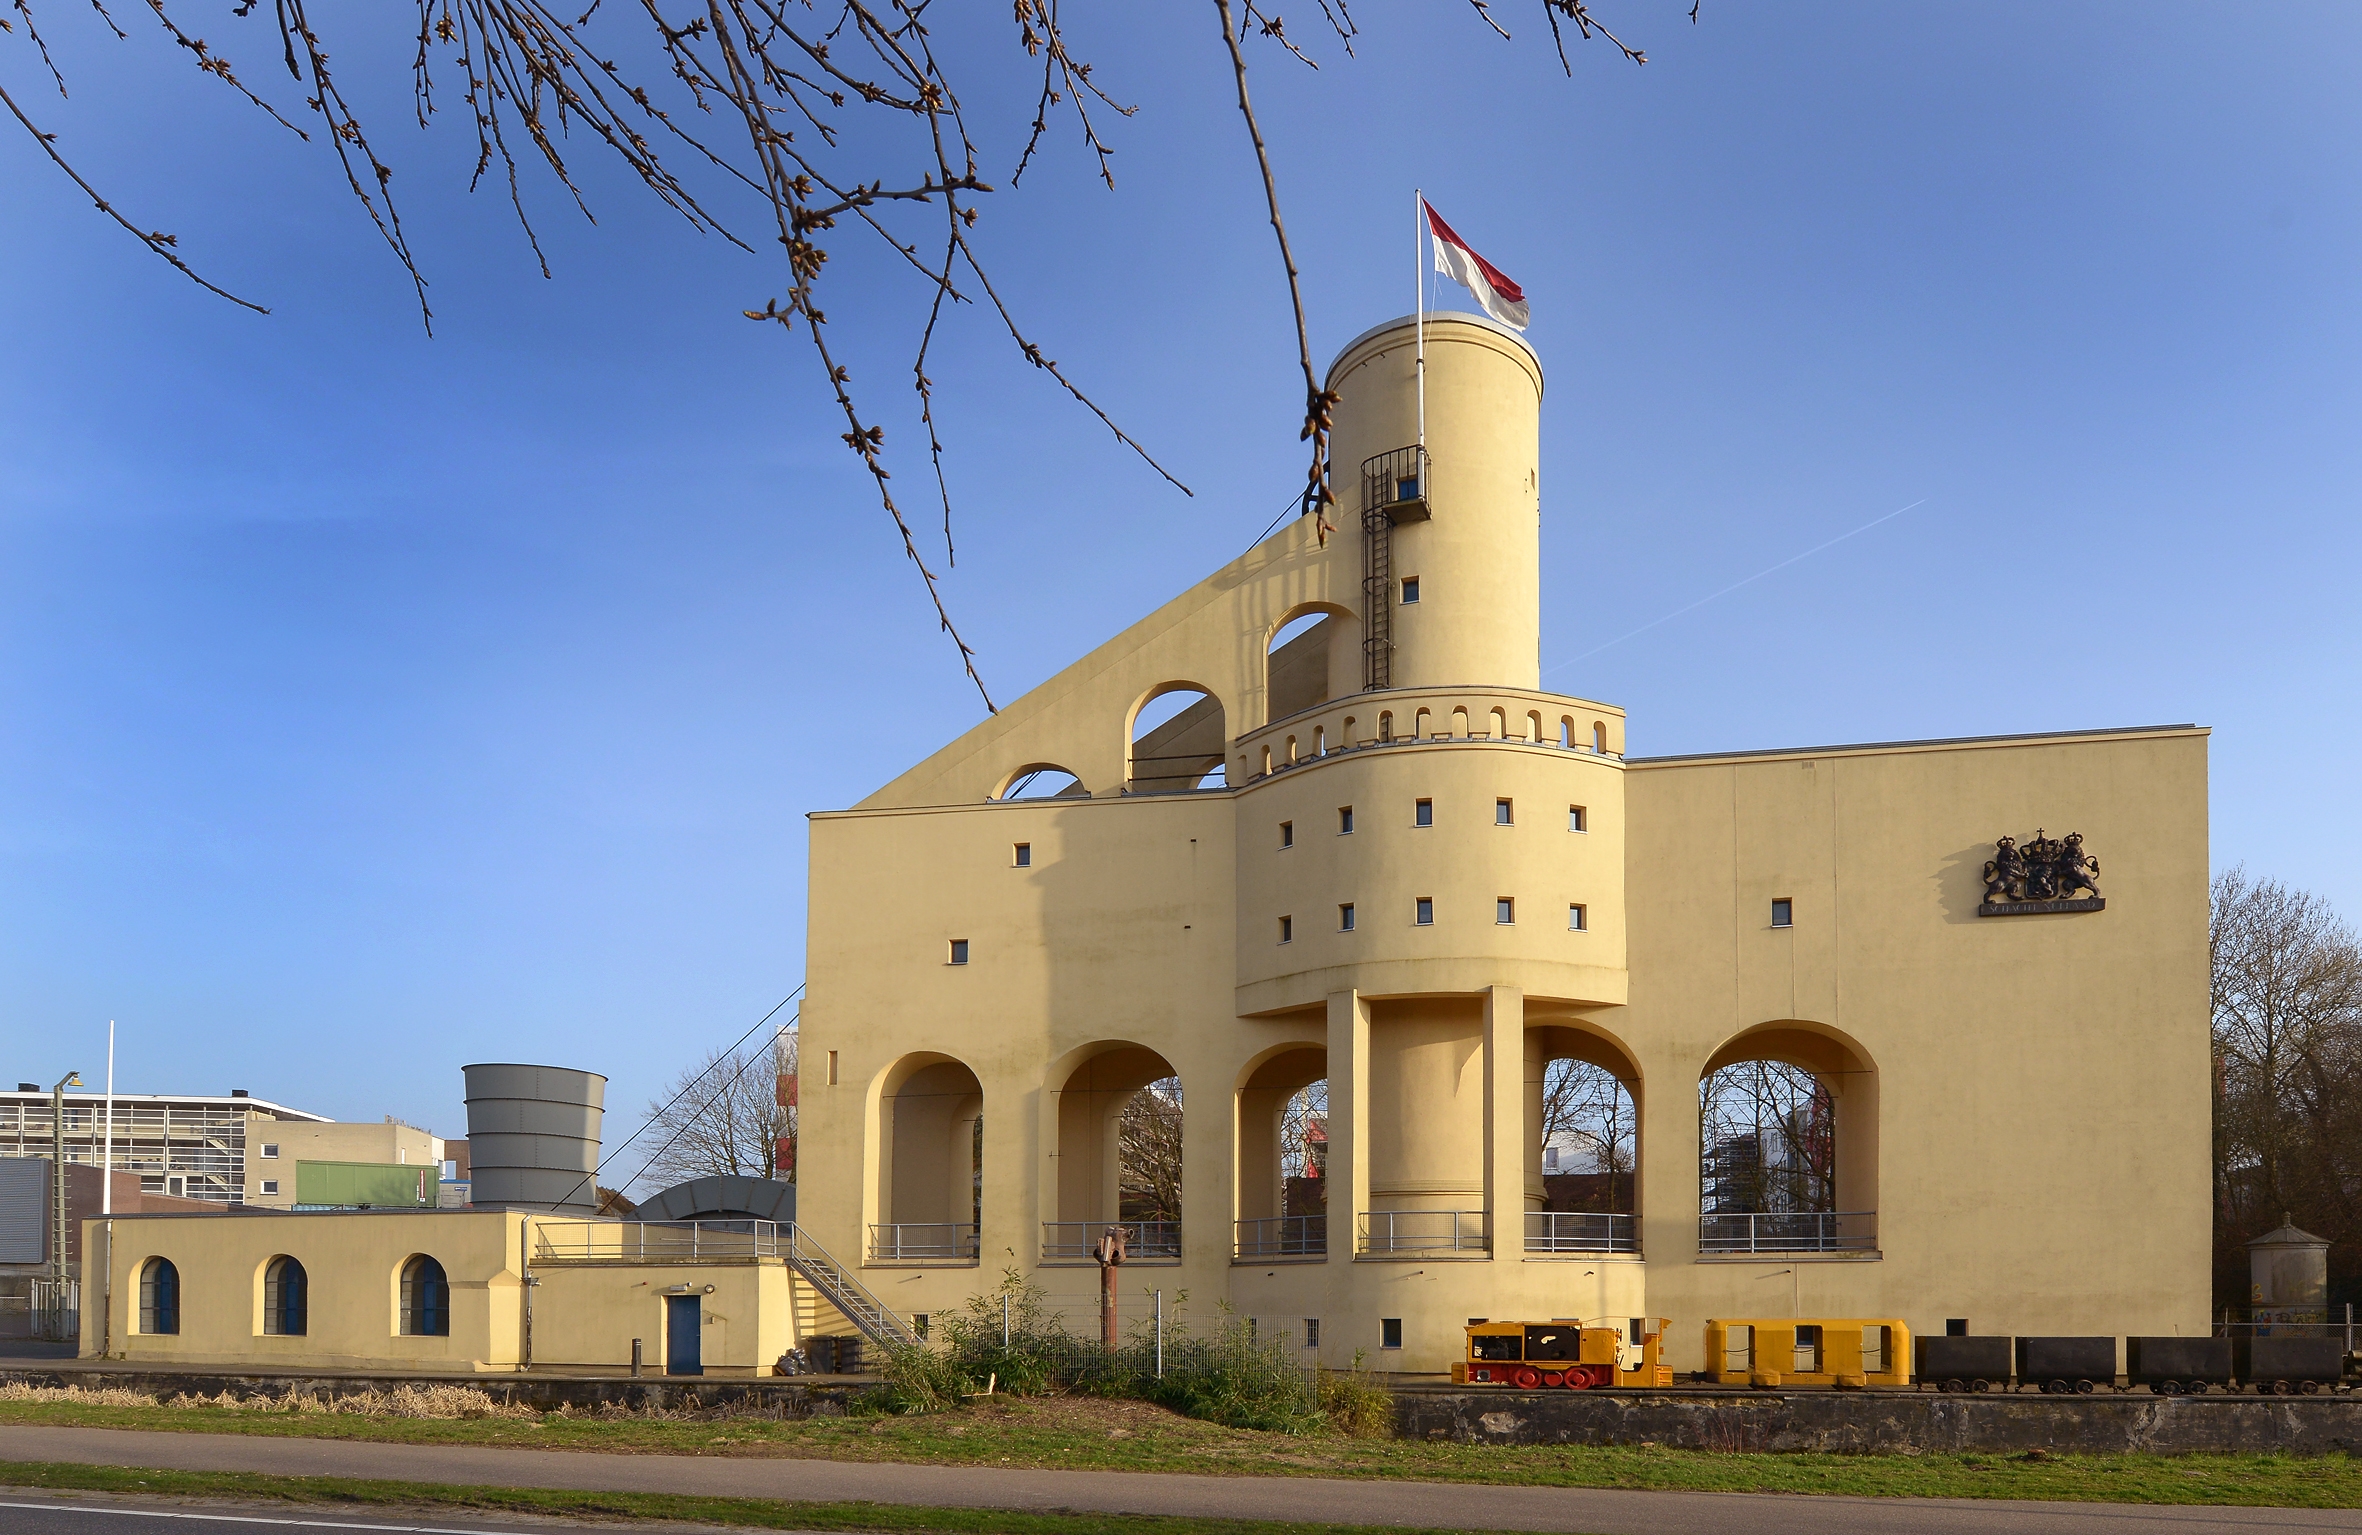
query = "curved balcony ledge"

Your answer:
(1234, 686), (1626, 787)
